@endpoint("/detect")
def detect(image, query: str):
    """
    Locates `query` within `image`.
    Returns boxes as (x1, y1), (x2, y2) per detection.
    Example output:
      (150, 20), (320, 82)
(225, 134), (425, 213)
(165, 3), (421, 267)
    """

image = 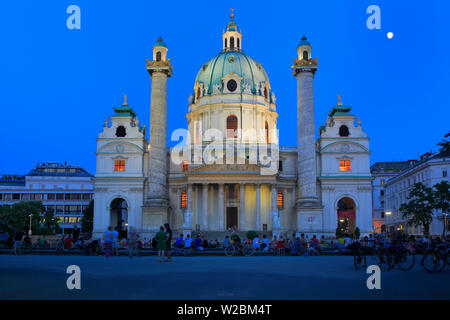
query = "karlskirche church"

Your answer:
(93, 13), (373, 239)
